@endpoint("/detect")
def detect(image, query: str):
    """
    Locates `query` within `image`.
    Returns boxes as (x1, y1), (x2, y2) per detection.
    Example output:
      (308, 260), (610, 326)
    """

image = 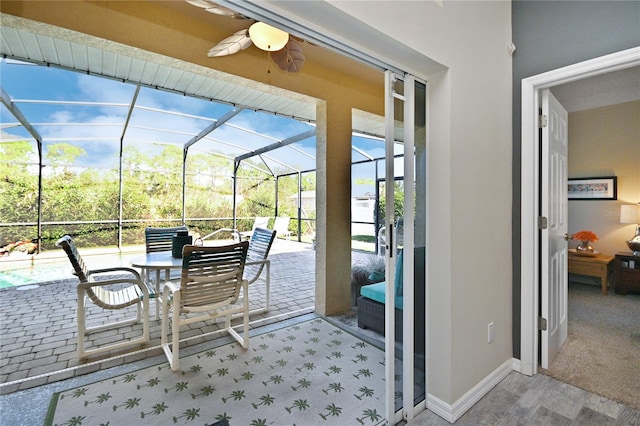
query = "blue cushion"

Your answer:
(368, 270), (385, 283)
(359, 250), (404, 309)
(360, 282), (403, 310)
